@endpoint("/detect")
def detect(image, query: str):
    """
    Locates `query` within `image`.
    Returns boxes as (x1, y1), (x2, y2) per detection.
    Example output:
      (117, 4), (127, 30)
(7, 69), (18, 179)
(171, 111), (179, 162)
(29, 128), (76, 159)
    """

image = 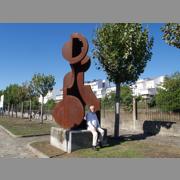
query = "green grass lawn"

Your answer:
(0, 117), (55, 136)
(30, 138), (180, 158)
